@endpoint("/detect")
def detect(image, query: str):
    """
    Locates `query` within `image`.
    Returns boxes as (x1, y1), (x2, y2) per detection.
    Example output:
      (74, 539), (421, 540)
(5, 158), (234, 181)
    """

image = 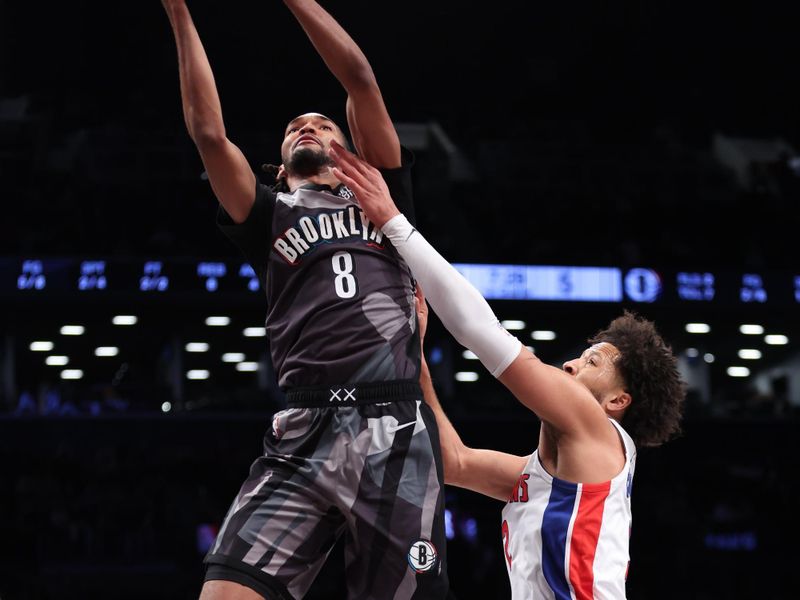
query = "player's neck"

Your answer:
(286, 169), (340, 192)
